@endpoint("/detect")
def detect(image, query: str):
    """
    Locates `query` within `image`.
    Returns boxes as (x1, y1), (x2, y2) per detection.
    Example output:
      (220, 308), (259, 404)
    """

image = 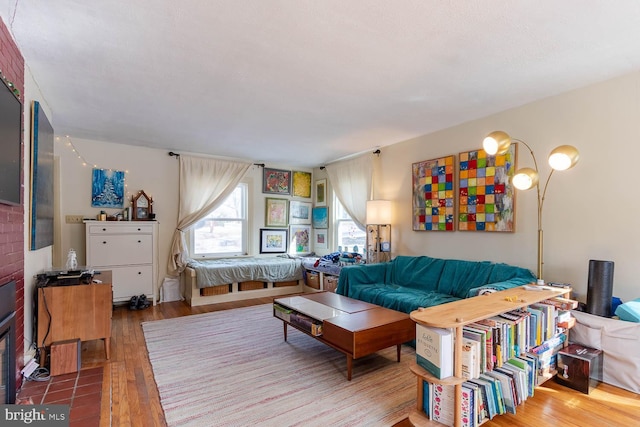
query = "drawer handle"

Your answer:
(137, 228), (141, 231)
(138, 240), (142, 243)
(138, 271), (142, 275)
(102, 228), (106, 231)
(102, 241), (107, 244)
